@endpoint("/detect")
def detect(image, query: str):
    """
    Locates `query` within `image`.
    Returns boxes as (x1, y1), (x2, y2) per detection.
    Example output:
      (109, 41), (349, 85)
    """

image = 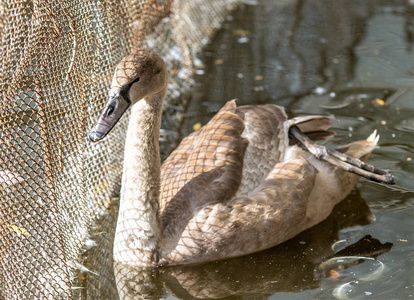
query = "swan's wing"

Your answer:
(160, 155), (318, 265)
(161, 102), (292, 211)
(160, 129), (201, 205)
(232, 105), (288, 198)
(233, 107), (338, 197)
(160, 100), (248, 211)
